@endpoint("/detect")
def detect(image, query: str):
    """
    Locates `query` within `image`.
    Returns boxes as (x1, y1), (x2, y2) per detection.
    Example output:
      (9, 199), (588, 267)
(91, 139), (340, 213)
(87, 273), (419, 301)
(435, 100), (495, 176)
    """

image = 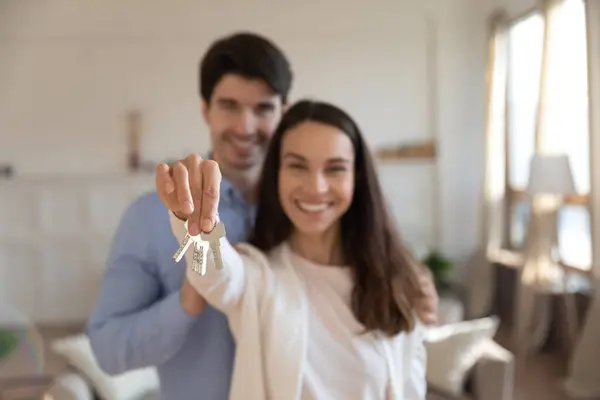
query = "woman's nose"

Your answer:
(306, 172), (328, 194)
